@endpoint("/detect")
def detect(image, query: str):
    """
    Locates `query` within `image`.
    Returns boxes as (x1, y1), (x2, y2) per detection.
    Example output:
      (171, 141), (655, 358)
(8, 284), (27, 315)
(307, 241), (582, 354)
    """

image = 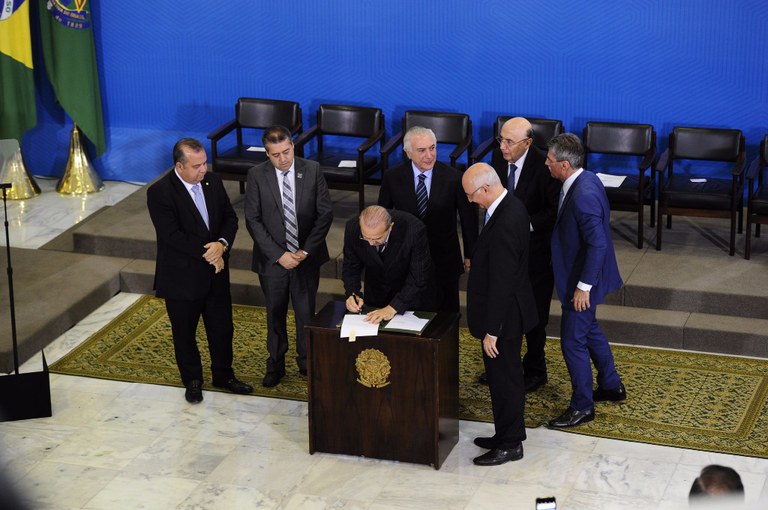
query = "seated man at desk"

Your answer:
(342, 205), (436, 324)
